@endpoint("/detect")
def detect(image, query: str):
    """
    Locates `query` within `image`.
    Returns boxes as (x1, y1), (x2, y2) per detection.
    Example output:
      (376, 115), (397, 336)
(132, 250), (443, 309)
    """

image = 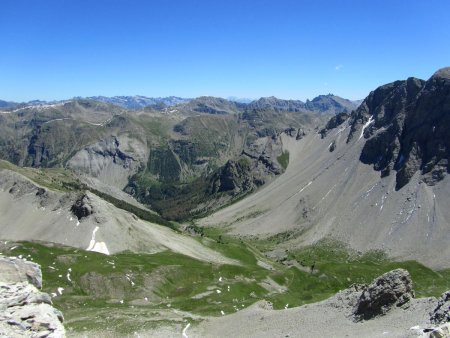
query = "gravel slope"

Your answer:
(0, 169), (236, 265)
(199, 127), (450, 269)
